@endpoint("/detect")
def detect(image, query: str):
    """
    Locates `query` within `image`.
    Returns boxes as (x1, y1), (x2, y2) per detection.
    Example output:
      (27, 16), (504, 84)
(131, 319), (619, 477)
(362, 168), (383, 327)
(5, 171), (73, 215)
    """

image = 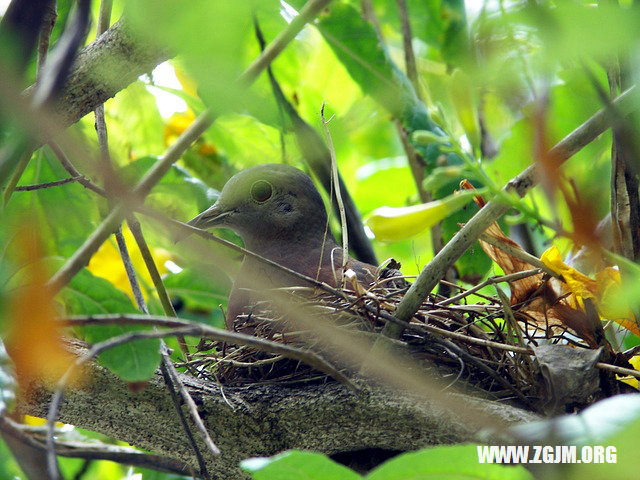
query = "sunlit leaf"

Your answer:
(366, 444), (533, 480)
(87, 225), (172, 303)
(241, 450), (360, 480)
(4, 228), (77, 389)
(365, 189), (477, 242)
(61, 269), (161, 382)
